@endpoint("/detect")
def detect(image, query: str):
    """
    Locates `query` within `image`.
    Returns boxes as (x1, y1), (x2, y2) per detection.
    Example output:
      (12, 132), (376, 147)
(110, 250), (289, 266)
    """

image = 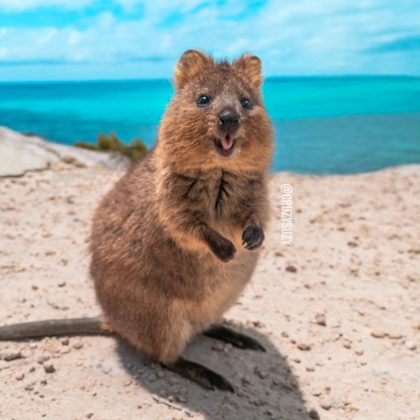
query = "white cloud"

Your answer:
(0, 0), (419, 79)
(0, 0), (93, 12)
